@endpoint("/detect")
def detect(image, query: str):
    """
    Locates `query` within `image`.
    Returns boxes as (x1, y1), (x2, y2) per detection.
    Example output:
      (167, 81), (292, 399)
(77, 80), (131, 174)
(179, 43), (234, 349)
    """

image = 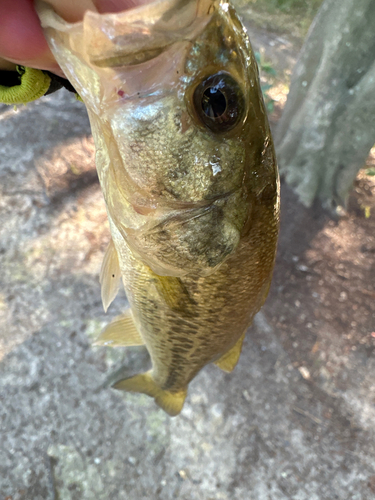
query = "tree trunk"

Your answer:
(275, 0), (375, 210)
